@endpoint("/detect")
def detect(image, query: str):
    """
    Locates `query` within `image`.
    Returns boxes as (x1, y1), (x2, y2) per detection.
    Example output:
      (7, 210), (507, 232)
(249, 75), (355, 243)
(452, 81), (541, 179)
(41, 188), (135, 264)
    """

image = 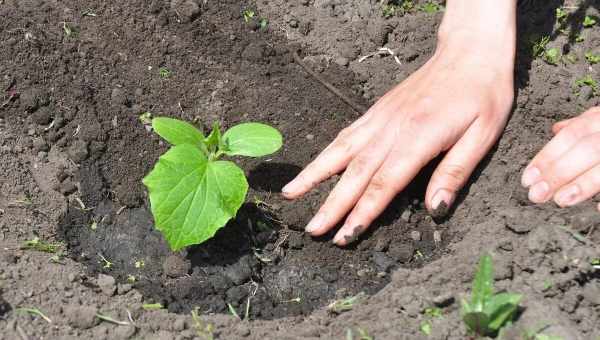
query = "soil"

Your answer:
(0, 0), (599, 339)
